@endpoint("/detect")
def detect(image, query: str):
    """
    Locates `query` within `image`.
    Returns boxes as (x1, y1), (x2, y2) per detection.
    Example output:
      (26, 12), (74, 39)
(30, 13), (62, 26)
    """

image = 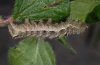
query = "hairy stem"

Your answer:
(0, 16), (12, 27)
